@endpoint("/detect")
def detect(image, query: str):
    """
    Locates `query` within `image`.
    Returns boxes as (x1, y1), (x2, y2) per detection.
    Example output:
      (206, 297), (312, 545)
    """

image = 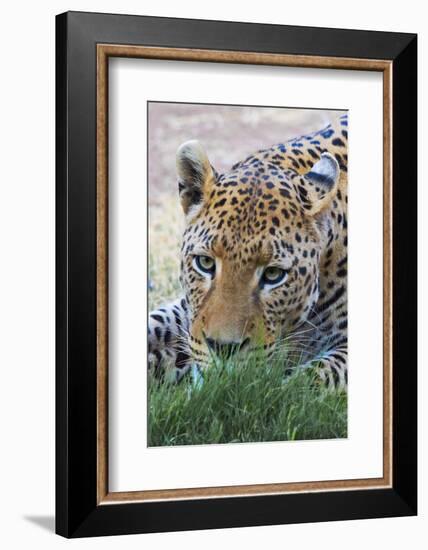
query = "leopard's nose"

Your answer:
(205, 337), (250, 359)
